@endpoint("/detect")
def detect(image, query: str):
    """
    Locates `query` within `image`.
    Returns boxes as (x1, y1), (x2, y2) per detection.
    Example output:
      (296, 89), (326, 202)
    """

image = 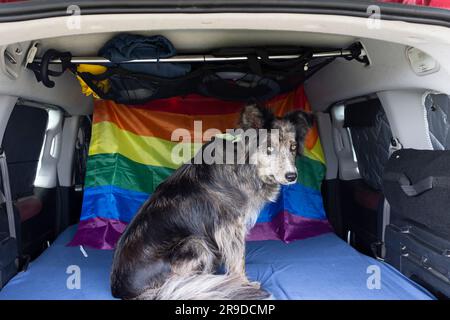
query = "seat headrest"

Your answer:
(343, 99), (383, 128)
